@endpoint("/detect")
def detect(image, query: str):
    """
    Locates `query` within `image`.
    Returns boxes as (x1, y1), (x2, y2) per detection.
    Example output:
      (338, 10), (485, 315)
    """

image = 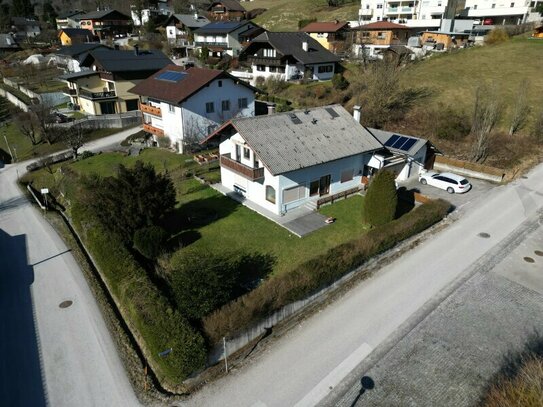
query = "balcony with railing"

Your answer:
(63, 87), (77, 96)
(78, 89), (116, 100)
(220, 153), (264, 181)
(140, 102), (161, 116)
(359, 8), (373, 16)
(143, 123), (164, 136)
(195, 41), (228, 48)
